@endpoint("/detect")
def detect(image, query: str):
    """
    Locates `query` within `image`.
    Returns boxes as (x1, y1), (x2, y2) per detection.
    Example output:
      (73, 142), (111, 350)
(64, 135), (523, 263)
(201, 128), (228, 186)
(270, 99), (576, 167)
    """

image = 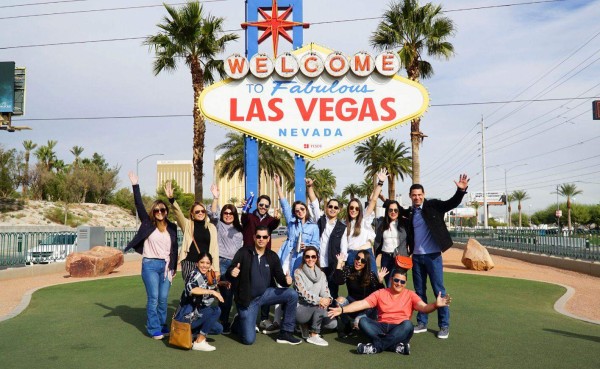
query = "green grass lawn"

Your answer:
(1, 273), (599, 369)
